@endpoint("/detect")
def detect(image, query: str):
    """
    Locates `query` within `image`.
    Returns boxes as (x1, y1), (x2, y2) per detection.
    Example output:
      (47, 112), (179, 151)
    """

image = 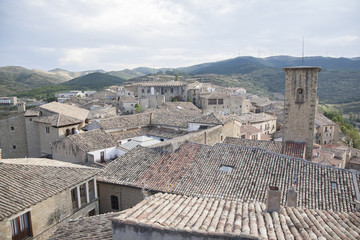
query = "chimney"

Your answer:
(286, 188), (297, 207)
(266, 186), (281, 213)
(17, 101), (26, 113)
